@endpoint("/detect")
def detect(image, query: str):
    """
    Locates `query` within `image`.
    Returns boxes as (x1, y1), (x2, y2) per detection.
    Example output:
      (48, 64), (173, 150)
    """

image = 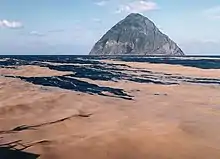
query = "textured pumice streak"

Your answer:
(90, 13), (184, 56)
